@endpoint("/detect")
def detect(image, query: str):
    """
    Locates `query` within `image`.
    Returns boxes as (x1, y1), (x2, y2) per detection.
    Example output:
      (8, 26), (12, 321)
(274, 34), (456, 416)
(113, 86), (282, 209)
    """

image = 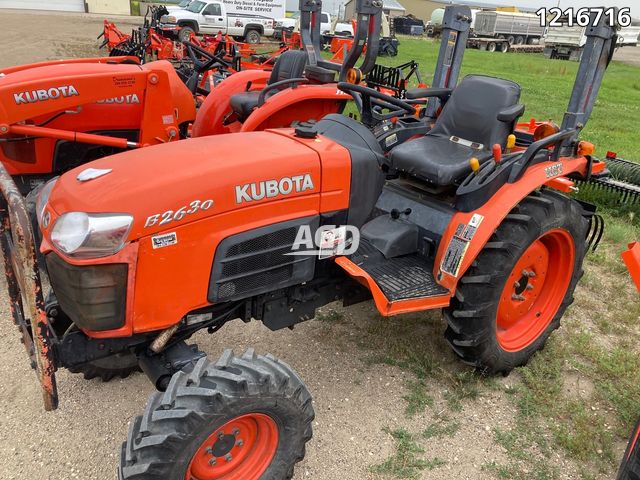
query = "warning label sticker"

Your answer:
(440, 214), (484, 277)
